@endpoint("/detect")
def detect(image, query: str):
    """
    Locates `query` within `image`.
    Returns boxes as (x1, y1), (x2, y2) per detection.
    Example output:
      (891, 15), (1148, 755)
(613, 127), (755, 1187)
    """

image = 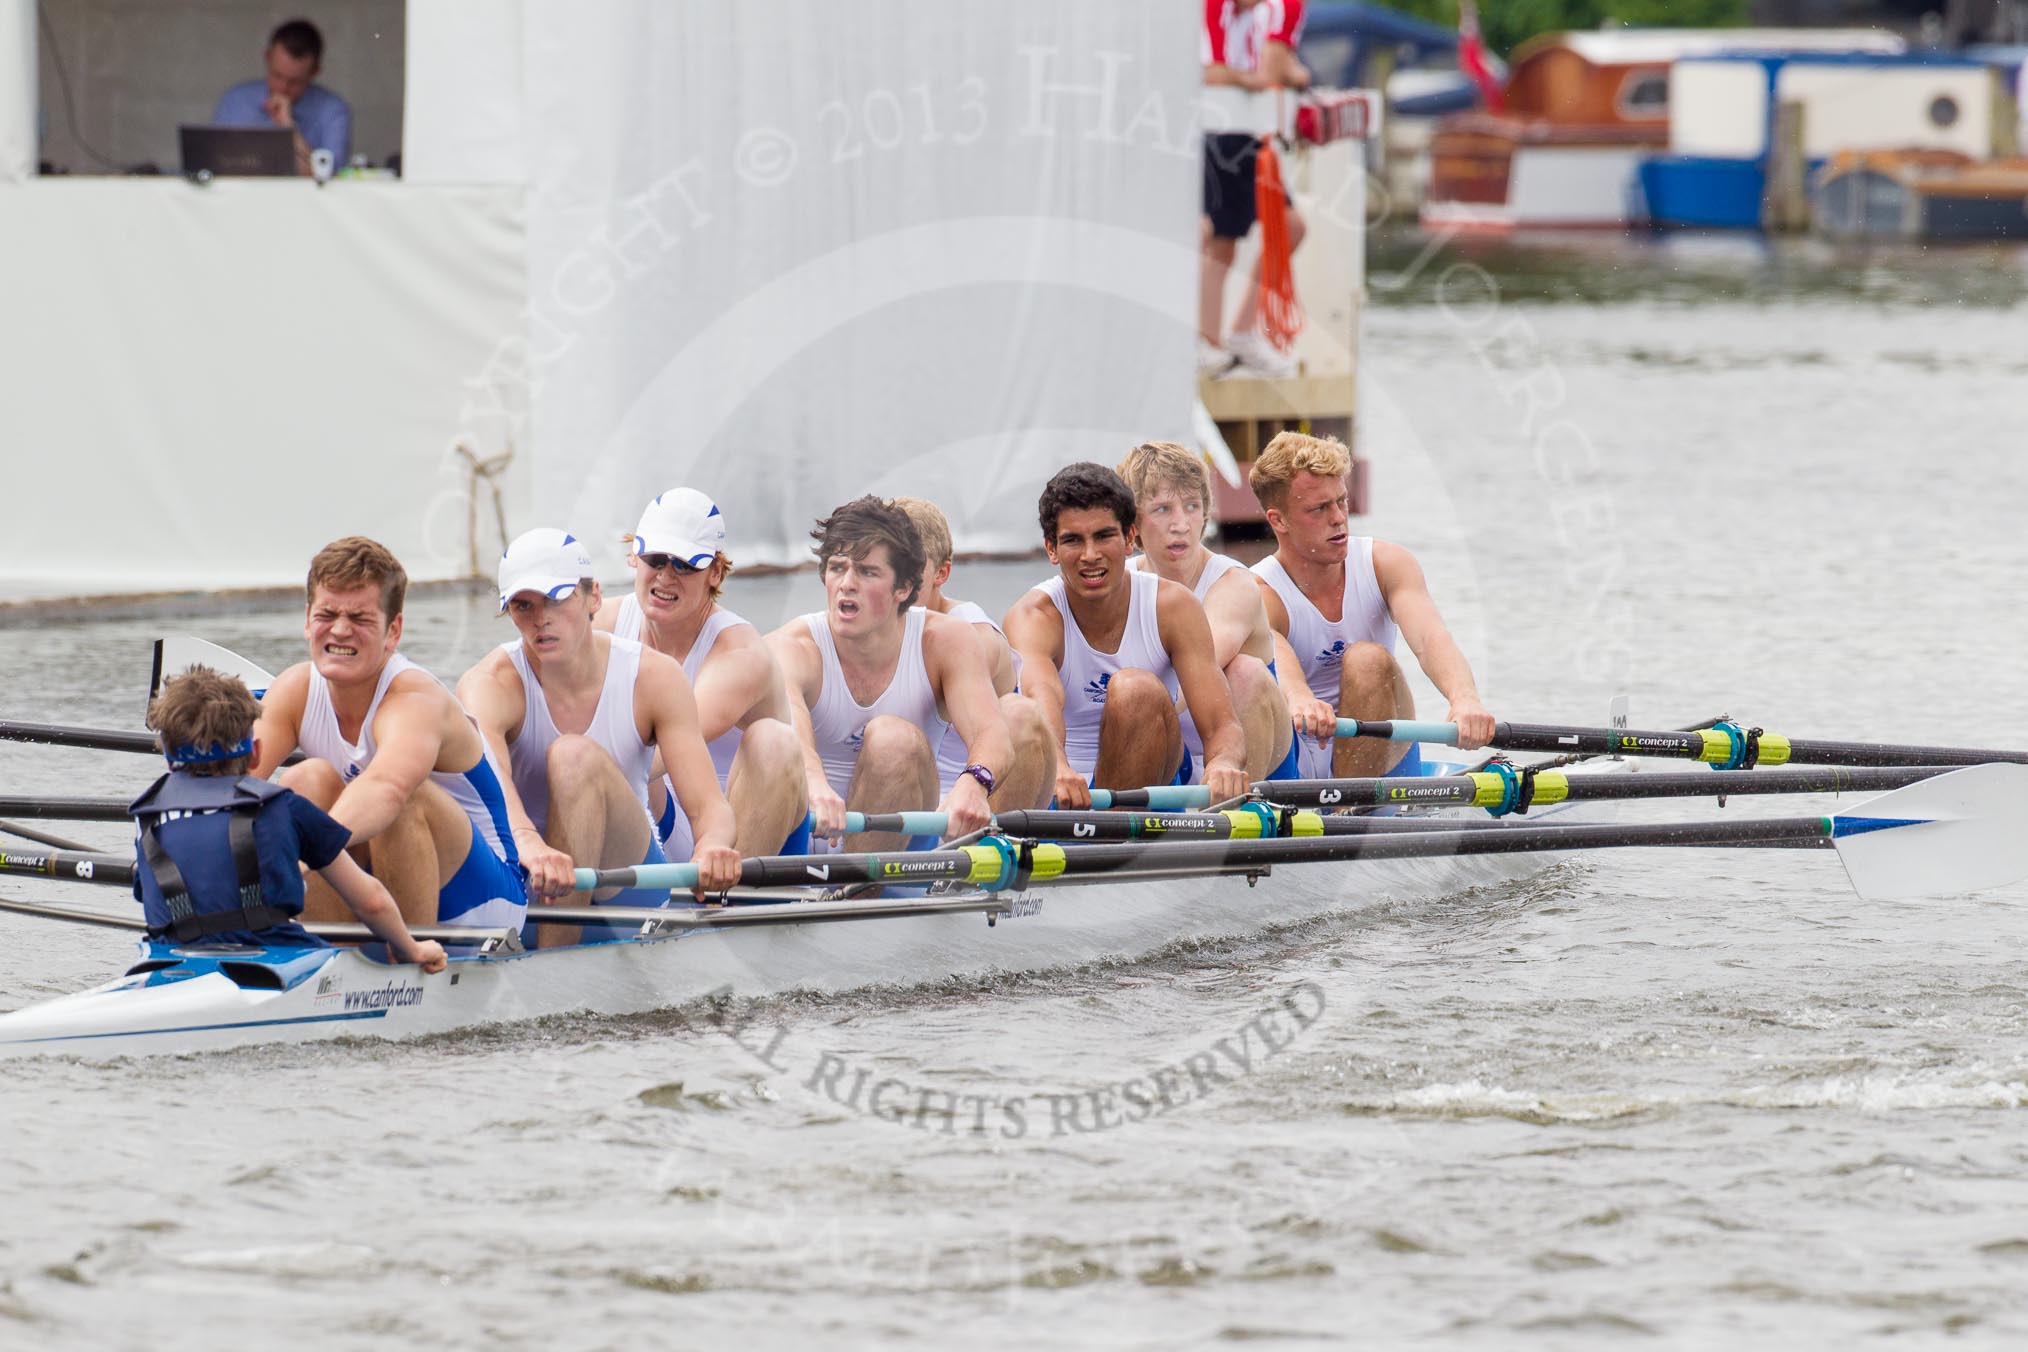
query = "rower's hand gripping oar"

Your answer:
(592, 766), (2028, 903)
(1337, 718), (2028, 771)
